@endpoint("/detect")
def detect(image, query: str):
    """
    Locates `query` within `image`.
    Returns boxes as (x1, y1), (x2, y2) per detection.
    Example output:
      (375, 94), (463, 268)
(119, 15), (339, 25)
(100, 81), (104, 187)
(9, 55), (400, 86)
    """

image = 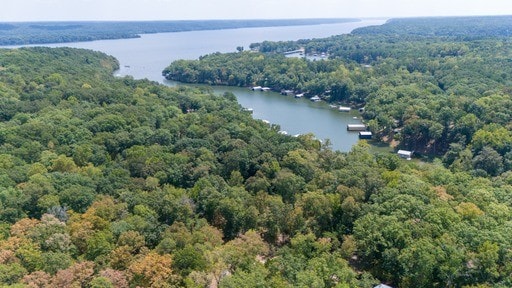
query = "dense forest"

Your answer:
(0, 40), (511, 287)
(163, 16), (512, 178)
(0, 19), (358, 46)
